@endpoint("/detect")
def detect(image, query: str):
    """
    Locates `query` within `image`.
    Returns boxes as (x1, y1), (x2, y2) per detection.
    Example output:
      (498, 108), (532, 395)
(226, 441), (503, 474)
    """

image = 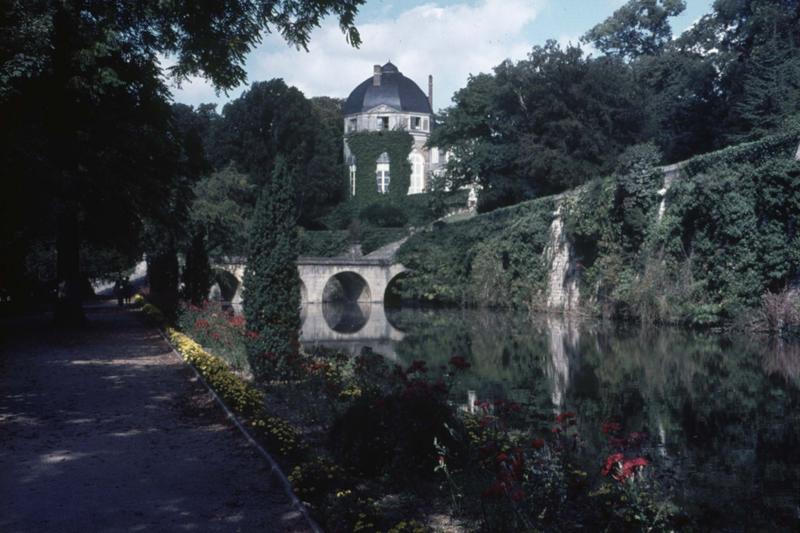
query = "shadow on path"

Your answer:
(0, 303), (309, 532)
